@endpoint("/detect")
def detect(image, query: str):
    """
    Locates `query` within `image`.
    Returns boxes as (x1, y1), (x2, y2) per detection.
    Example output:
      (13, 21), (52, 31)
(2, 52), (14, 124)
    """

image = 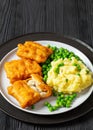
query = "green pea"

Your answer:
(66, 79), (68, 82)
(86, 69), (90, 74)
(58, 92), (63, 96)
(44, 101), (49, 106)
(31, 105), (35, 109)
(64, 97), (69, 102)
(54, 67), (59, 74)
(60, 94), (64, 98)
(47, 44), (51, 48)
(66, 103), (71, 108)
(42, 64), (47, 68)
(73, 63), (81, 71)
(62, 101), (66, 107)
(52, 106), (58, 110)
(53, 91), (57, 96)
(77, 73), (80, 76)
(43, 71), (47, 75)
(57, 96), (61, 101)
(47, 103), (52, 108)
(43, 77), (47, 82)
(67, 100), (71, 104)
(75, 56), (80, 61)
(72, 93), (77, 98)
(56, 100), (60, 104)
(49, 107), (54, 112)
(58, 101), (63, 107)
(68, 97), (73, 102)
(55, 103), (60, 108)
